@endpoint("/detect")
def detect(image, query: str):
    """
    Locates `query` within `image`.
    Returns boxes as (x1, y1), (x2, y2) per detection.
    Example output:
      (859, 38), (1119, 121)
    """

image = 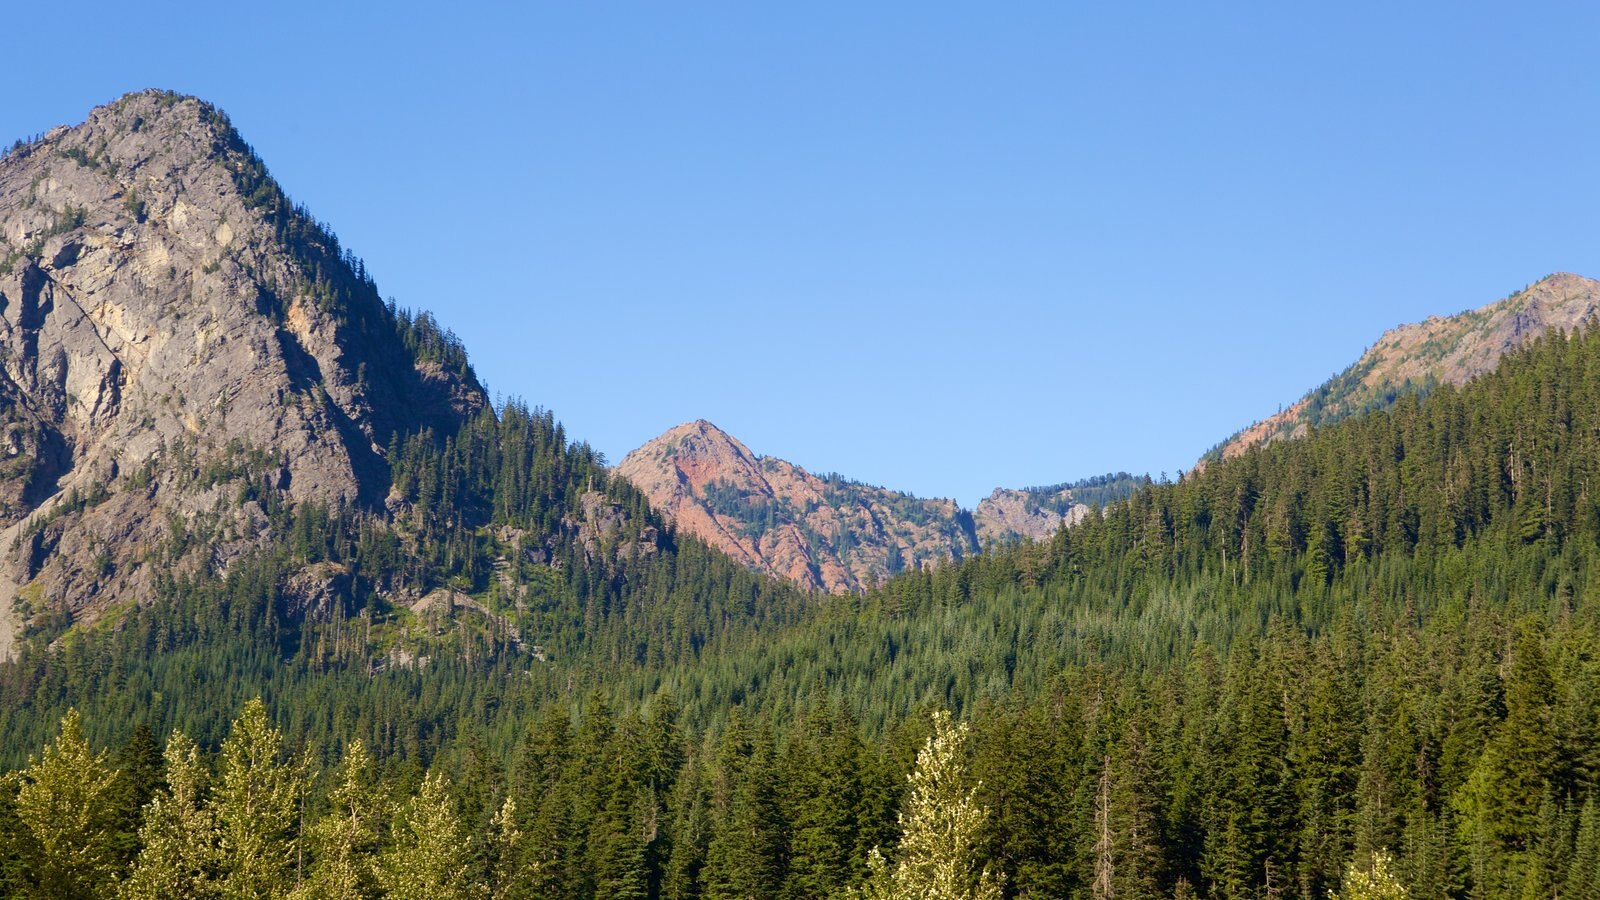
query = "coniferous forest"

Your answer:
(5, 293), (1600, 897)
